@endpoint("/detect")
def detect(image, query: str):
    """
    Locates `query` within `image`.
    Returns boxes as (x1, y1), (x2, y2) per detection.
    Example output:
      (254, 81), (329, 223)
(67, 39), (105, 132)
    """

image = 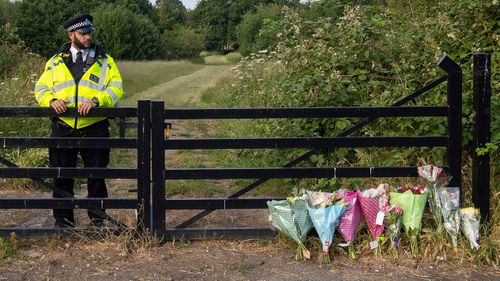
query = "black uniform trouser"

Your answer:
(49, 119), (110, 224)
